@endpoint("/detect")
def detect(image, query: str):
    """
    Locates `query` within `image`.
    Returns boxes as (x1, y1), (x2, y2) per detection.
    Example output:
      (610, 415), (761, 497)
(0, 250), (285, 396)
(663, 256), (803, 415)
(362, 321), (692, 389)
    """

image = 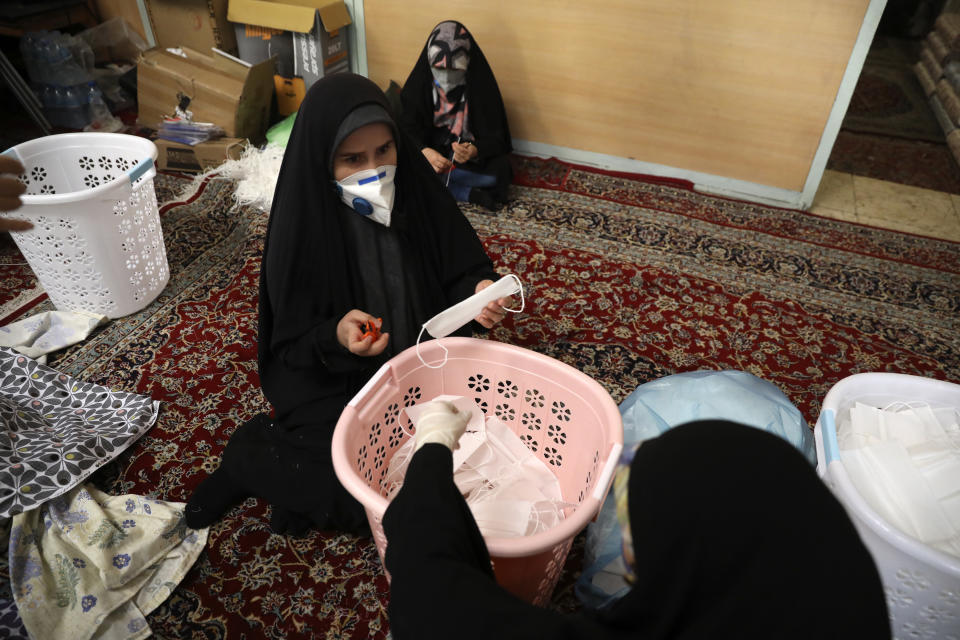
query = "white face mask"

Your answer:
(416, 274), (525, 369)
(431, 67), (466, 93)
(335, 165), (396, 227)
(423, 274), (523, 339)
